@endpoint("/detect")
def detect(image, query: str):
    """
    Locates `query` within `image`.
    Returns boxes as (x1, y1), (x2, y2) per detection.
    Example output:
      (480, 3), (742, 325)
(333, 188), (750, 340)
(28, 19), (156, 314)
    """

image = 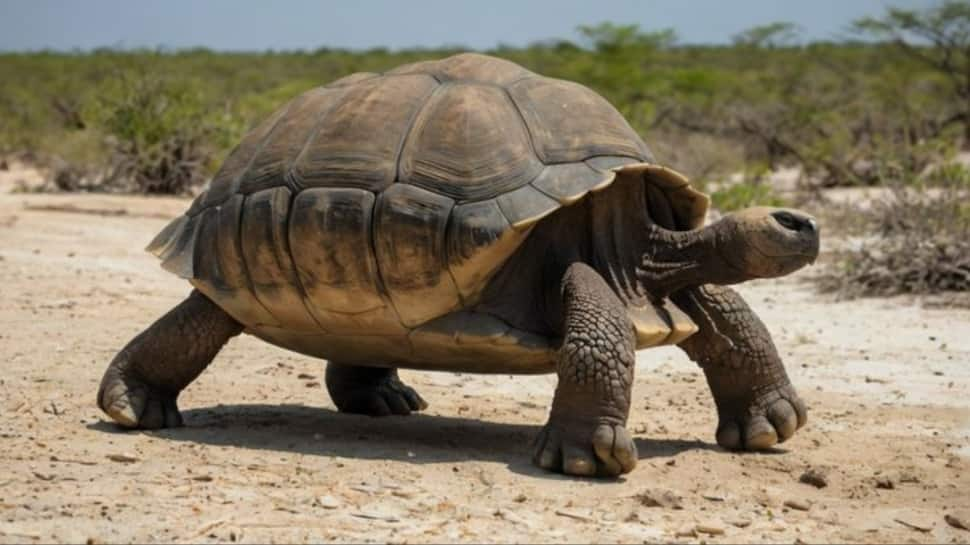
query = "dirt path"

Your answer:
(0, 167), (967, 543)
